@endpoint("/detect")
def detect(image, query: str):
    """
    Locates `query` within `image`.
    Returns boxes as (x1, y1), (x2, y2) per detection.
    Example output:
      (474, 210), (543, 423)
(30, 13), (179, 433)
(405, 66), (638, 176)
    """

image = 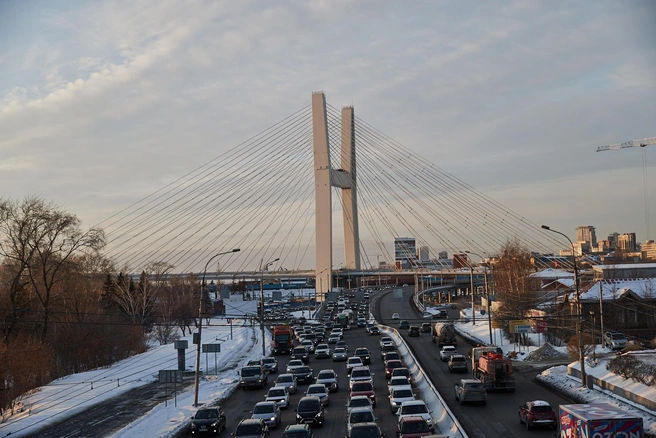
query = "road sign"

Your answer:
(535, 319), (548, 333)
(514, 325), (531, 334)
(202, 344), (221, 353)
(158, 370), (183, 383)
(508, 319), (530, 334)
